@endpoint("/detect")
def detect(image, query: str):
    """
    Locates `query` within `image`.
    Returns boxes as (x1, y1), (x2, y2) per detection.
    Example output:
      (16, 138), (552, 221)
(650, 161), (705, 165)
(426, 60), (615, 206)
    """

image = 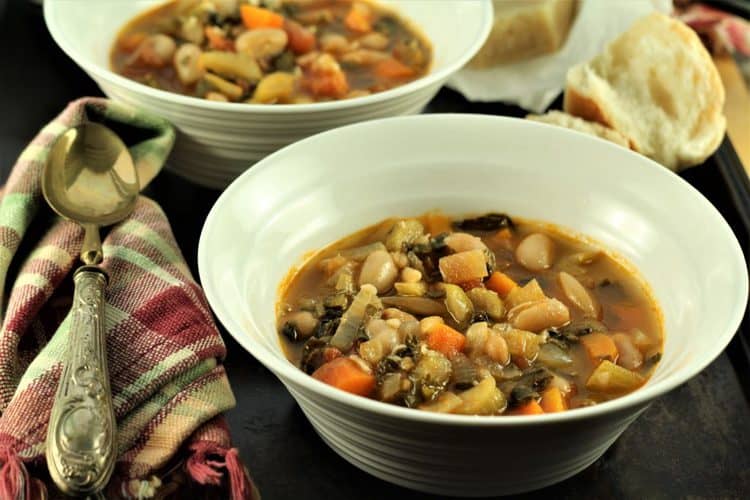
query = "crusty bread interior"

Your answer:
(563, 12), (725, 171)
(526, 111), (630, 148)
